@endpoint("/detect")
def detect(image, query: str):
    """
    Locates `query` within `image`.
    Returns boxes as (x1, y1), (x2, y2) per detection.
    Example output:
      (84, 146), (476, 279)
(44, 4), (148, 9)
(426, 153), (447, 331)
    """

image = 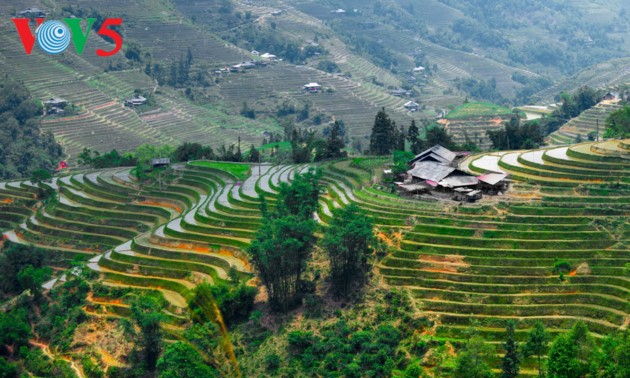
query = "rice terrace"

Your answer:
(0, 0), (629, 377)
